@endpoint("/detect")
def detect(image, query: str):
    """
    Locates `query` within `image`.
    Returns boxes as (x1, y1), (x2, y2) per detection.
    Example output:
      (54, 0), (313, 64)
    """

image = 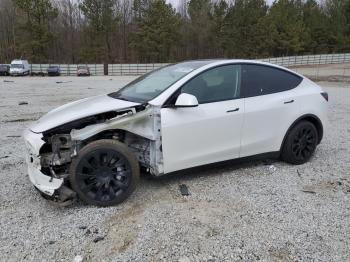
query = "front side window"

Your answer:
(241, 64), (302, 98)
(181, 65), (241, 104)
